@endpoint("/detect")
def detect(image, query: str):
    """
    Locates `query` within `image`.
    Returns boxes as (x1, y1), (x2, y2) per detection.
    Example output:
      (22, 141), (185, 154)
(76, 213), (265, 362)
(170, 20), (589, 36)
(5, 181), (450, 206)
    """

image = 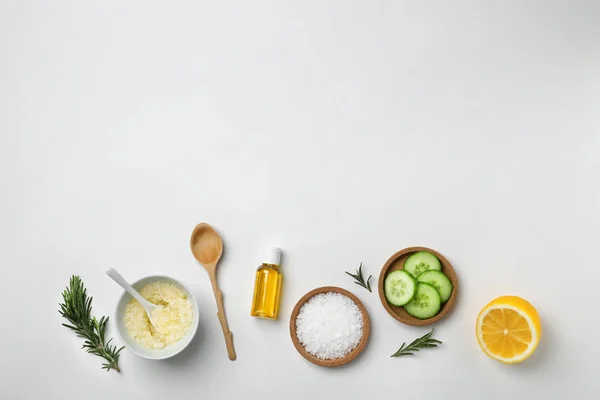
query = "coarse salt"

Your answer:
(295, 292), (363, 360)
